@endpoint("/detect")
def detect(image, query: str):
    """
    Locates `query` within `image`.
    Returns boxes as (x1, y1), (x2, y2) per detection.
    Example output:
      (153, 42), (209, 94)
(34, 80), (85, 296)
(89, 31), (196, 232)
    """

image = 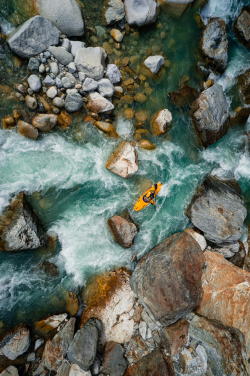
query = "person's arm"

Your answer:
(150, 199), (156, 205)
